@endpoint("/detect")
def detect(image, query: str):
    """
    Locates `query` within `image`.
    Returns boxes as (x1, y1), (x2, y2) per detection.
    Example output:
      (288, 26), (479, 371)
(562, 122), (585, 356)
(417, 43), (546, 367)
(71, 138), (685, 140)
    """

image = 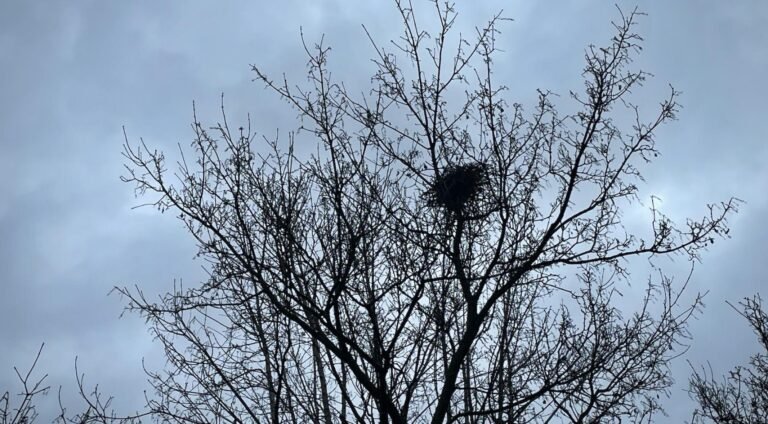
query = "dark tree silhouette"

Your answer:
(1, 345), (48, 424)
(103, 2), (738, 423)
(1, 344), (151, 424)
(689, 296), (768, 423)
